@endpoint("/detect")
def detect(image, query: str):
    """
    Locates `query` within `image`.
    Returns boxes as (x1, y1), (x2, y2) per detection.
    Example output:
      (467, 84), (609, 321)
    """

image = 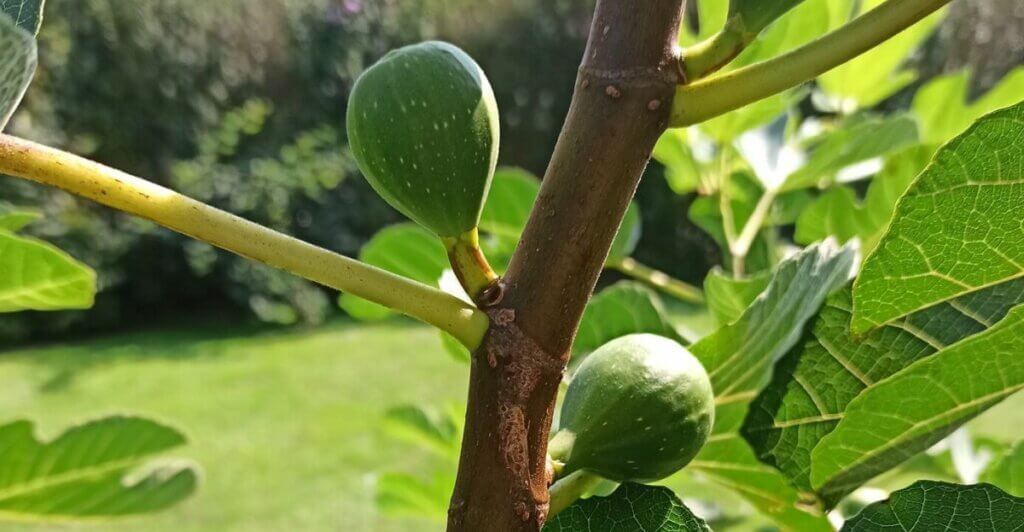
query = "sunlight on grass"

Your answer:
(0, 318), (467, 532)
